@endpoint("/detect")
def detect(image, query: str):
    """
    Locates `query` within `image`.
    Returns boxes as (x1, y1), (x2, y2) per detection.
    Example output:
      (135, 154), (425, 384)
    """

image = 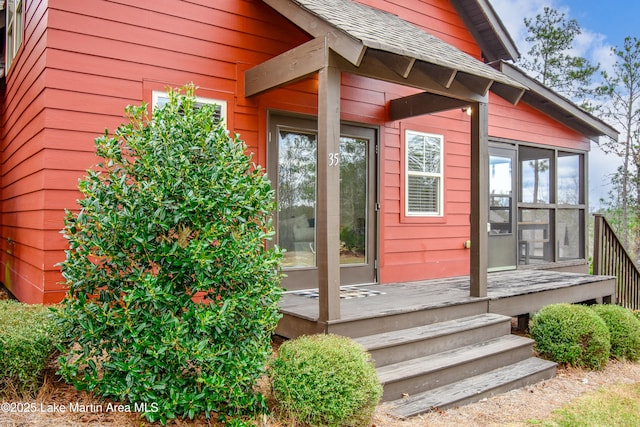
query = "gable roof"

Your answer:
(450, 0), (520, 62)
(260, 0), (526, 104)
(493, 61), (619, 140)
